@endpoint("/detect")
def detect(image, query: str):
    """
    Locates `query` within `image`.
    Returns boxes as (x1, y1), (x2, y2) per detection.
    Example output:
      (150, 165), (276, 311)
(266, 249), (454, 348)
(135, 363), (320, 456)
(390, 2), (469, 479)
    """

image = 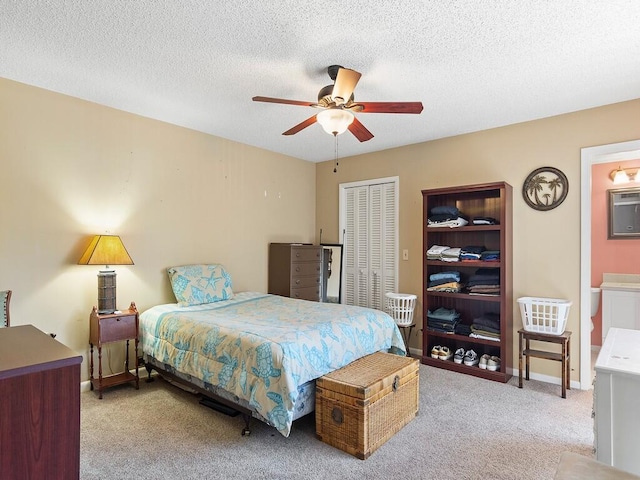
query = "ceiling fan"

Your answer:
(252, 65), (423, 142)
